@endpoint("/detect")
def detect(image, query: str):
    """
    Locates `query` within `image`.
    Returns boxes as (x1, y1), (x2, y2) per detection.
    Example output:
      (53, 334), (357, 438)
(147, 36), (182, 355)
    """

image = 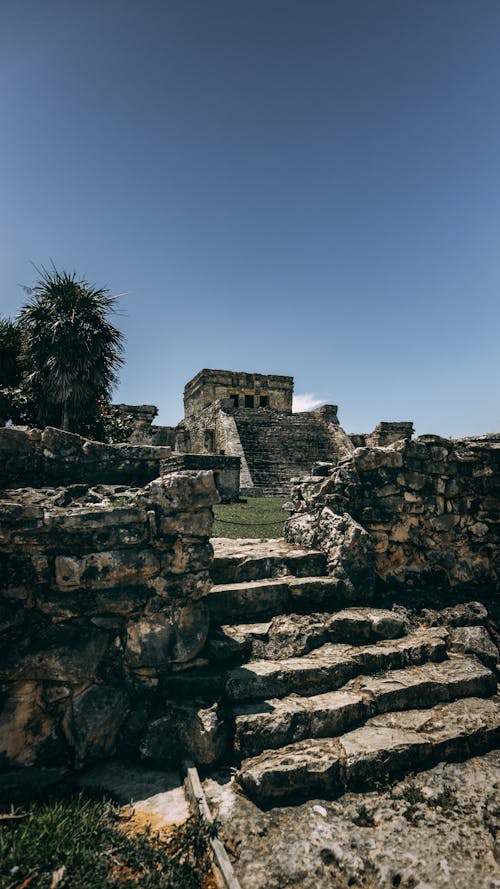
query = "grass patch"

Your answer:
(212, 496), (289, 538)
(0, 793), (215, 888)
